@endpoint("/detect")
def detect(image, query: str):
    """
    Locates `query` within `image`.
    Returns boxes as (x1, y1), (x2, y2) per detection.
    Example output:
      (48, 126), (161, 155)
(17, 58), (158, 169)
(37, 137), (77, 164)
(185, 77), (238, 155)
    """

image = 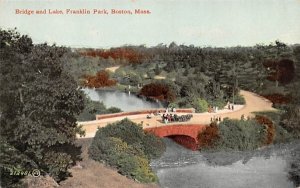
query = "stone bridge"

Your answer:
(145, 124), (206, 150)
